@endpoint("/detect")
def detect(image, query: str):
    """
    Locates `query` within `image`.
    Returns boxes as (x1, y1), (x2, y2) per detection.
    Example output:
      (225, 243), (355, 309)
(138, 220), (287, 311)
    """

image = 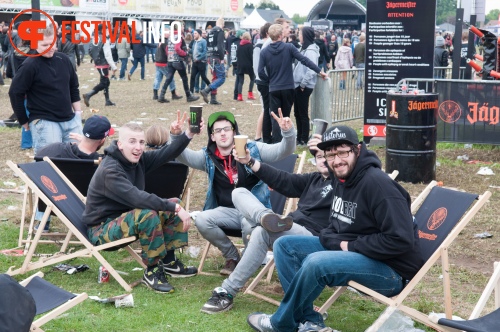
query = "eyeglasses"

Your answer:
(213, 126), (233, 134)
(325, 149), (354, 161)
